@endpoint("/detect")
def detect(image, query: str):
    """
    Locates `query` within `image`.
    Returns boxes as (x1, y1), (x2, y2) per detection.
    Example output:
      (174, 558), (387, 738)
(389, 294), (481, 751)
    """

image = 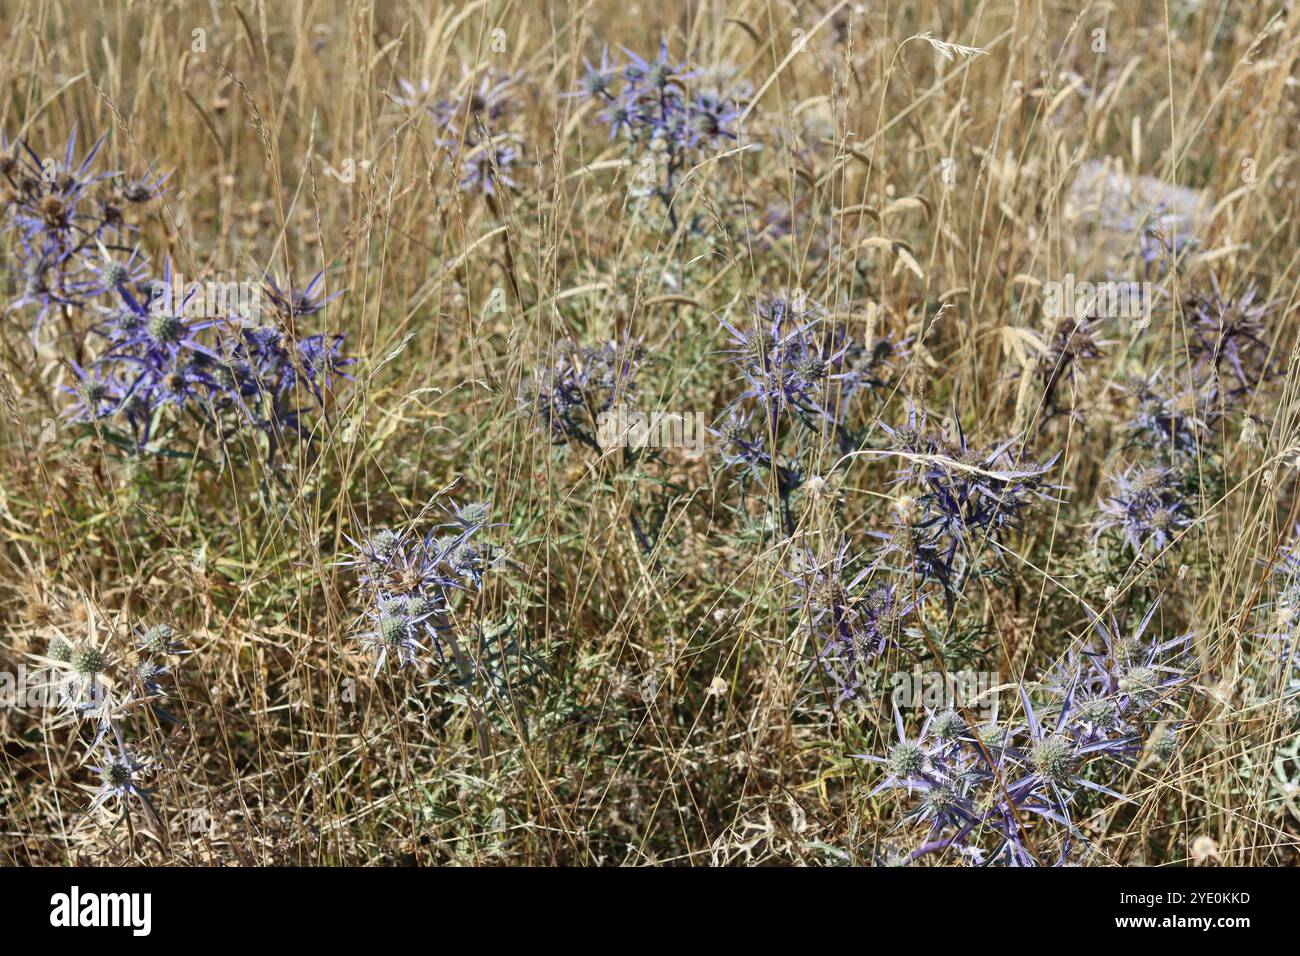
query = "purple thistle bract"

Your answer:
(394, 70), (523, 197)
(787, 537), (919, 706)
(1093, 463), (1192, 558)
(854, 597), (1191, 865)
(61, 258), (353, 457)
(1181, 272), (1283, 397)
(518, 339), (643, 449)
